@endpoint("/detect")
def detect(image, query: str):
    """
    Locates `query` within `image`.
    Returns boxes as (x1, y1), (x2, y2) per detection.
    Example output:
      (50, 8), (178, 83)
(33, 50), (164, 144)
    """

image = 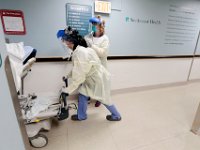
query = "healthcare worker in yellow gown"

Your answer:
(60, 28), (121, 121)
(84, 15), (109, 107)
